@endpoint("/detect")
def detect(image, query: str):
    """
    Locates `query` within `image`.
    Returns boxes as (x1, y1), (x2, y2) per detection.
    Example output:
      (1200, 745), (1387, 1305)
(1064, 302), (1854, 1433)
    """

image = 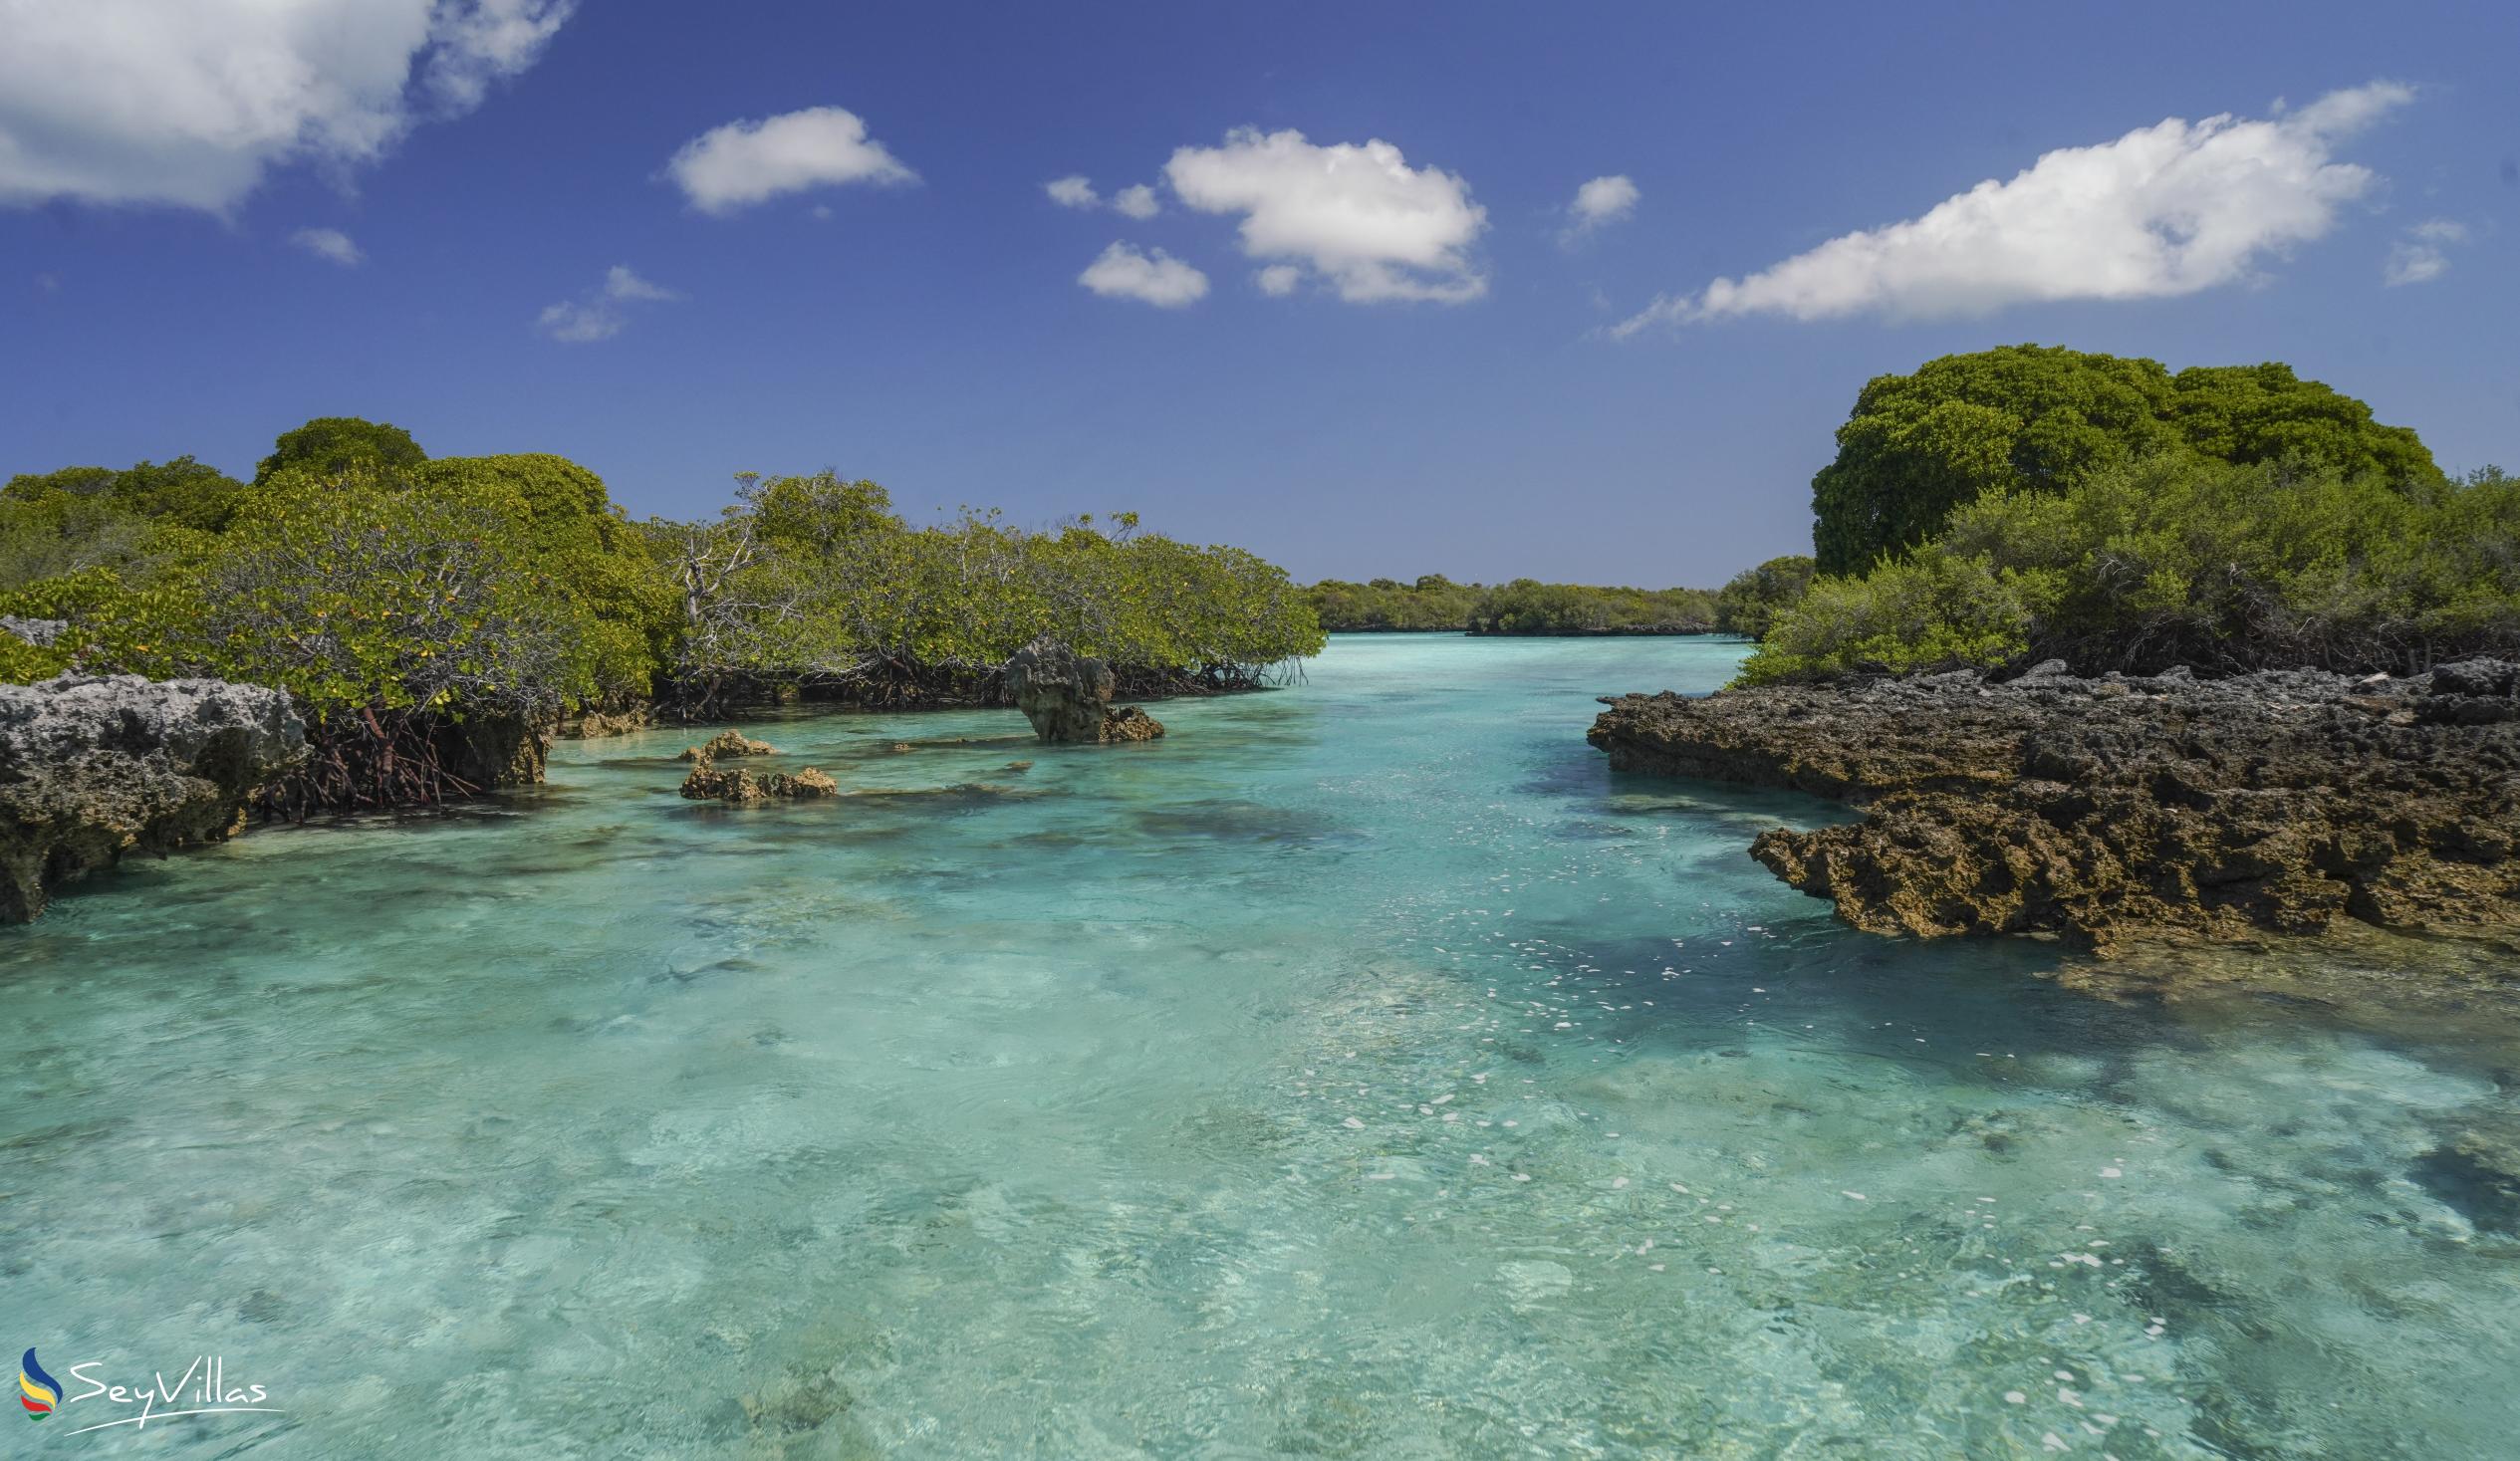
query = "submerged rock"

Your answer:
(677, 753), (838, 804)
(679, 729), (778, 761)
(1001, 634), (1167, 744)
(1589, 660), (2520, 952)
(0, 673), (307, 921)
